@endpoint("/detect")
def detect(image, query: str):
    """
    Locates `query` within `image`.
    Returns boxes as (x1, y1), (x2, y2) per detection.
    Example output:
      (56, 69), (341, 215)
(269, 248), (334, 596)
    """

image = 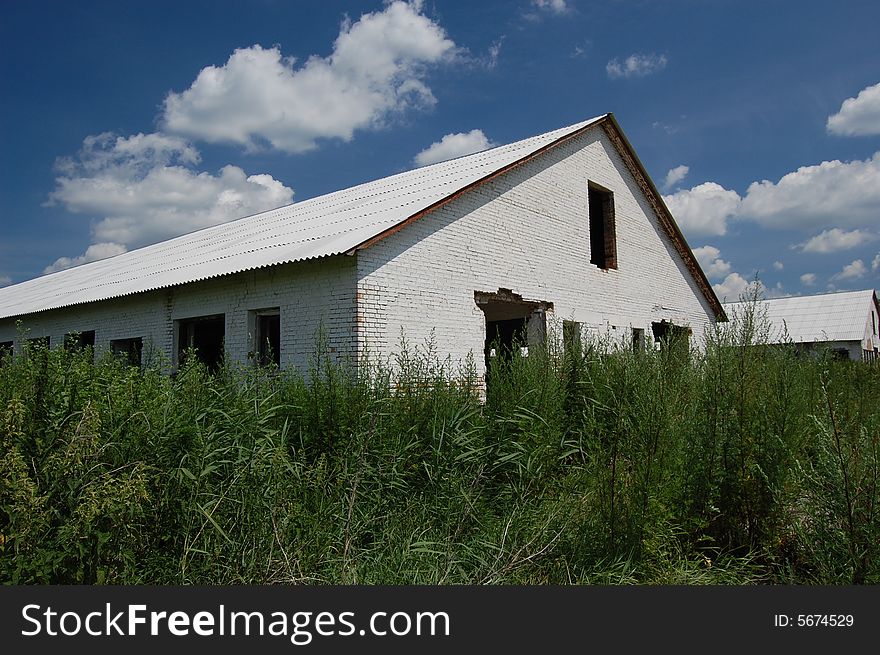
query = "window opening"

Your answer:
(111, 337), (143, 367)
(65, 330), (95, 353)
(588, 182), (617, 270)
(177, 314), (225, 371)
(632, 328), (645, 352)
(0, 341), (12, 365)
(254, 309), (281, 368)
